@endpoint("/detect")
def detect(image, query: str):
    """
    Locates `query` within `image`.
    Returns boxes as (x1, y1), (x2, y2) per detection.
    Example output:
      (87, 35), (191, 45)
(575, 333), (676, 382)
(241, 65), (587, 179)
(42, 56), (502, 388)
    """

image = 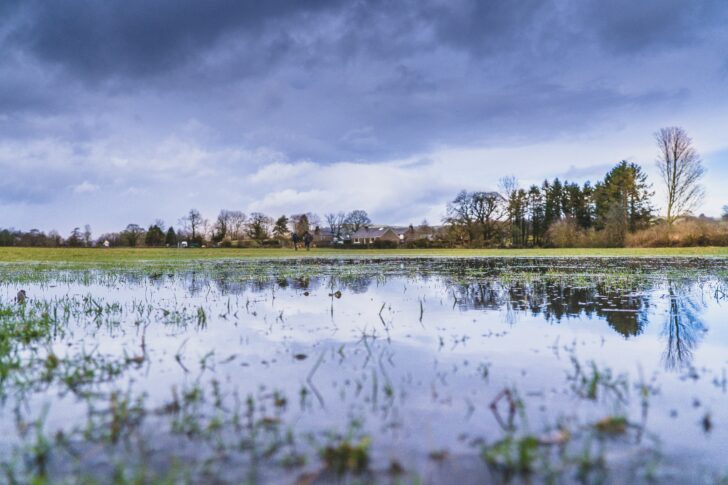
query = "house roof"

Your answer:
(315, 227), (334, 236)
(351, 227), (396, 238)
